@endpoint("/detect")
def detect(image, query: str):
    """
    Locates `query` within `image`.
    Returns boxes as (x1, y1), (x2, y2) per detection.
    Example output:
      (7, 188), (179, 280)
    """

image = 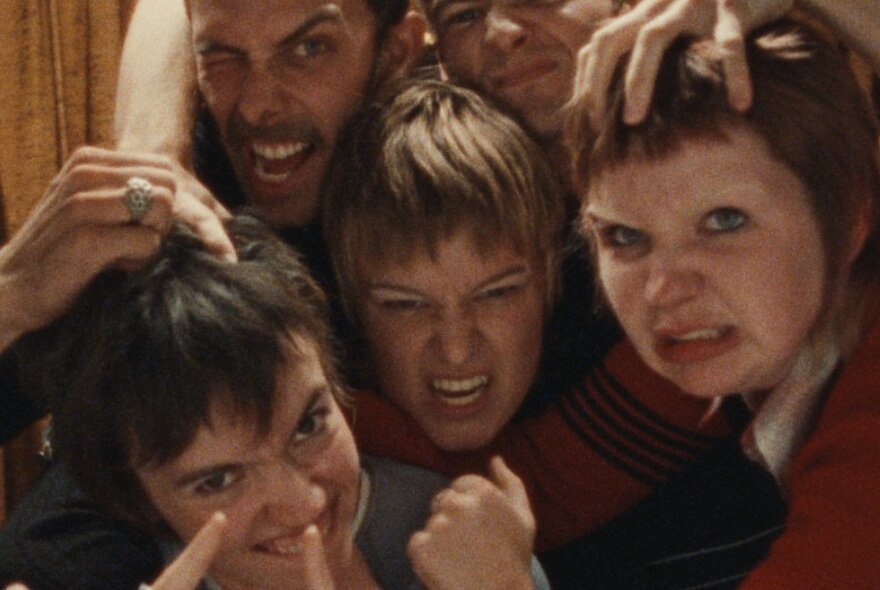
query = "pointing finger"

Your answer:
(151, 512), (228, 590)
